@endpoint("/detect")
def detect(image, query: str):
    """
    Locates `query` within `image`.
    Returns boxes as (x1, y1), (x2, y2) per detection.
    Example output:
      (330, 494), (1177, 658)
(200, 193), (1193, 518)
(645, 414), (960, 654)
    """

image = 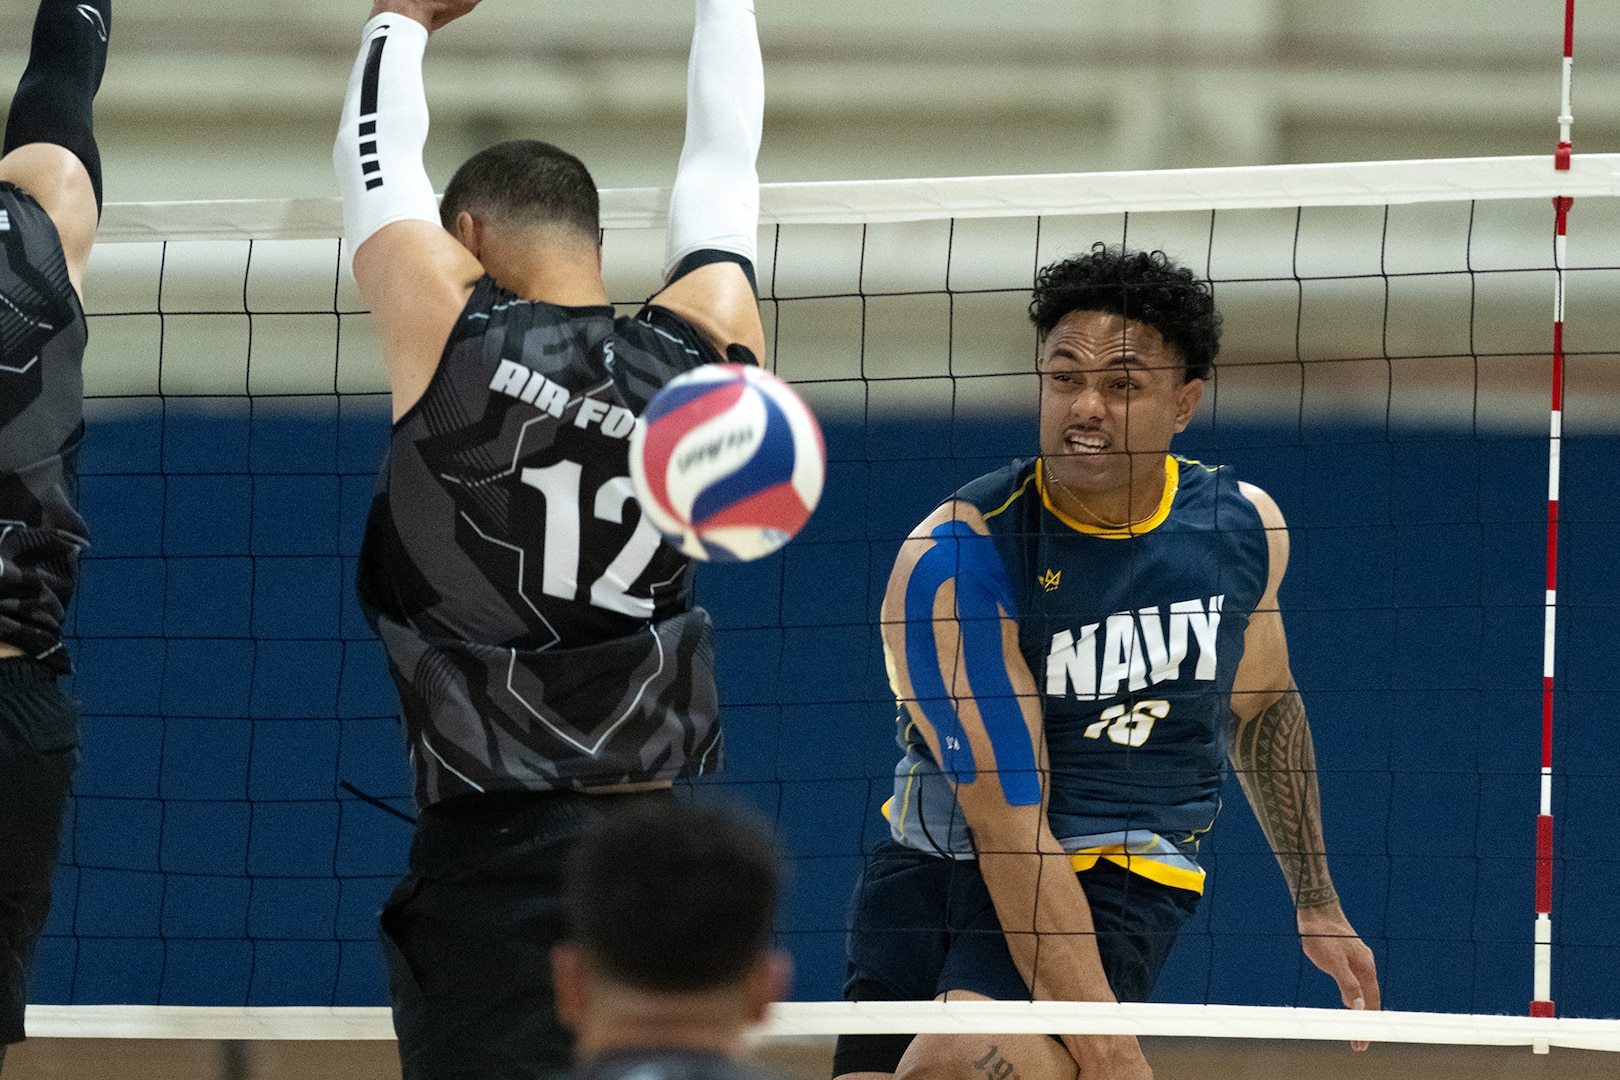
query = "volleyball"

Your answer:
(630, 364), (825, 562)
